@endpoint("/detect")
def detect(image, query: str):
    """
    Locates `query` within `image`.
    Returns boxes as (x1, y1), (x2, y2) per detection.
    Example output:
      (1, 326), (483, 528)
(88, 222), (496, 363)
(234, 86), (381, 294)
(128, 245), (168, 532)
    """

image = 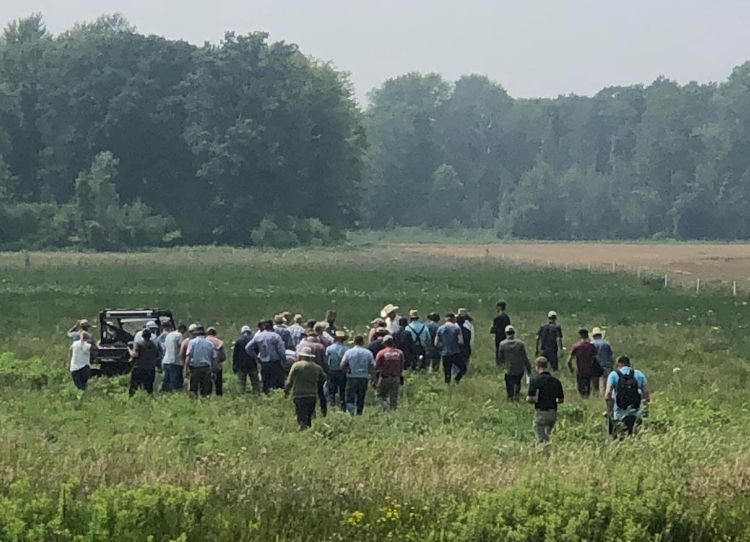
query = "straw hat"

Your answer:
(298, 347), (316, 359)
(591, 326), (605, 337)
